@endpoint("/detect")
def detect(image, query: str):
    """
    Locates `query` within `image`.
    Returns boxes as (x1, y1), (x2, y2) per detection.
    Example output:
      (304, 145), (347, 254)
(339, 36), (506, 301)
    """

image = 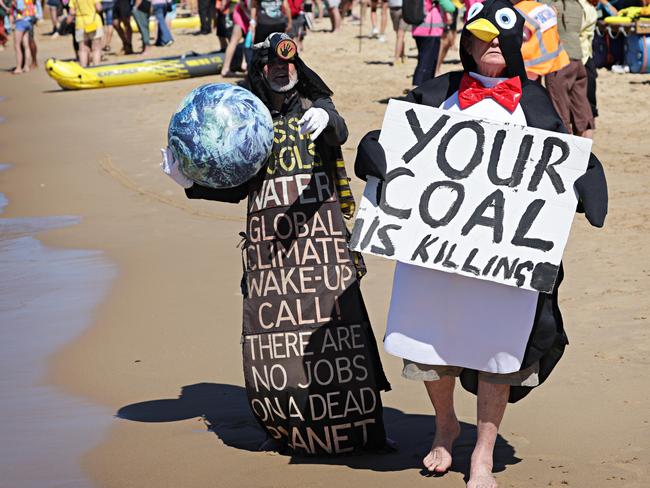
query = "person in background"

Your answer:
(436, 4), (459, 75)
(112, 0), (133, 53)
(0, 0), (8, 50)
(543, 0), (594, 137)
(388, 0), (406, 64)
(46, 0), (60, 34)
(10, 0), (37, 73)
(99, 0), (113, 50)
(132, 0), (152, 53)
(325, 0), (341, 31)
(68, 0), (103, 66)
(249, 0), (292, 42)
(198, 0), (214, 33)
(152, 0), (173, 45)
(579, 0), (599, 120)
(510, 0), (569, 81)
(215, 0), (230, 50)
(411, 0), (455, 86)
(370, 0), (388, 41)
(165, 0), (177, 33)
(220, 0), (248, 75)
